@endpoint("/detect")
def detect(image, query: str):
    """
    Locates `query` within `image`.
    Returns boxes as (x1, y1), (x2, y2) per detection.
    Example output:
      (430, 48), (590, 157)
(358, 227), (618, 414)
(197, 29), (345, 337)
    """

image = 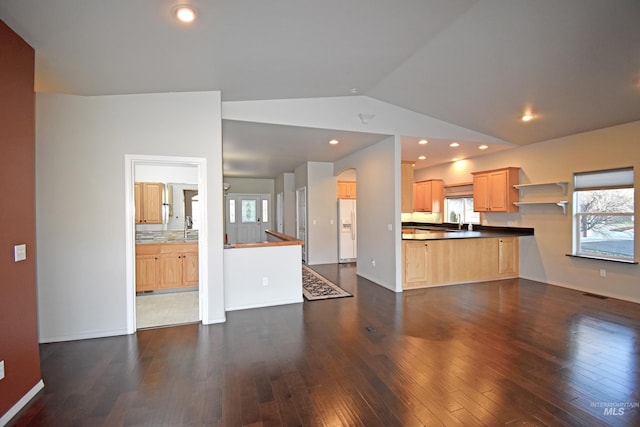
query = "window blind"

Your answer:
(574, 167), (633, 191)
(444, 182), (473, 198)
